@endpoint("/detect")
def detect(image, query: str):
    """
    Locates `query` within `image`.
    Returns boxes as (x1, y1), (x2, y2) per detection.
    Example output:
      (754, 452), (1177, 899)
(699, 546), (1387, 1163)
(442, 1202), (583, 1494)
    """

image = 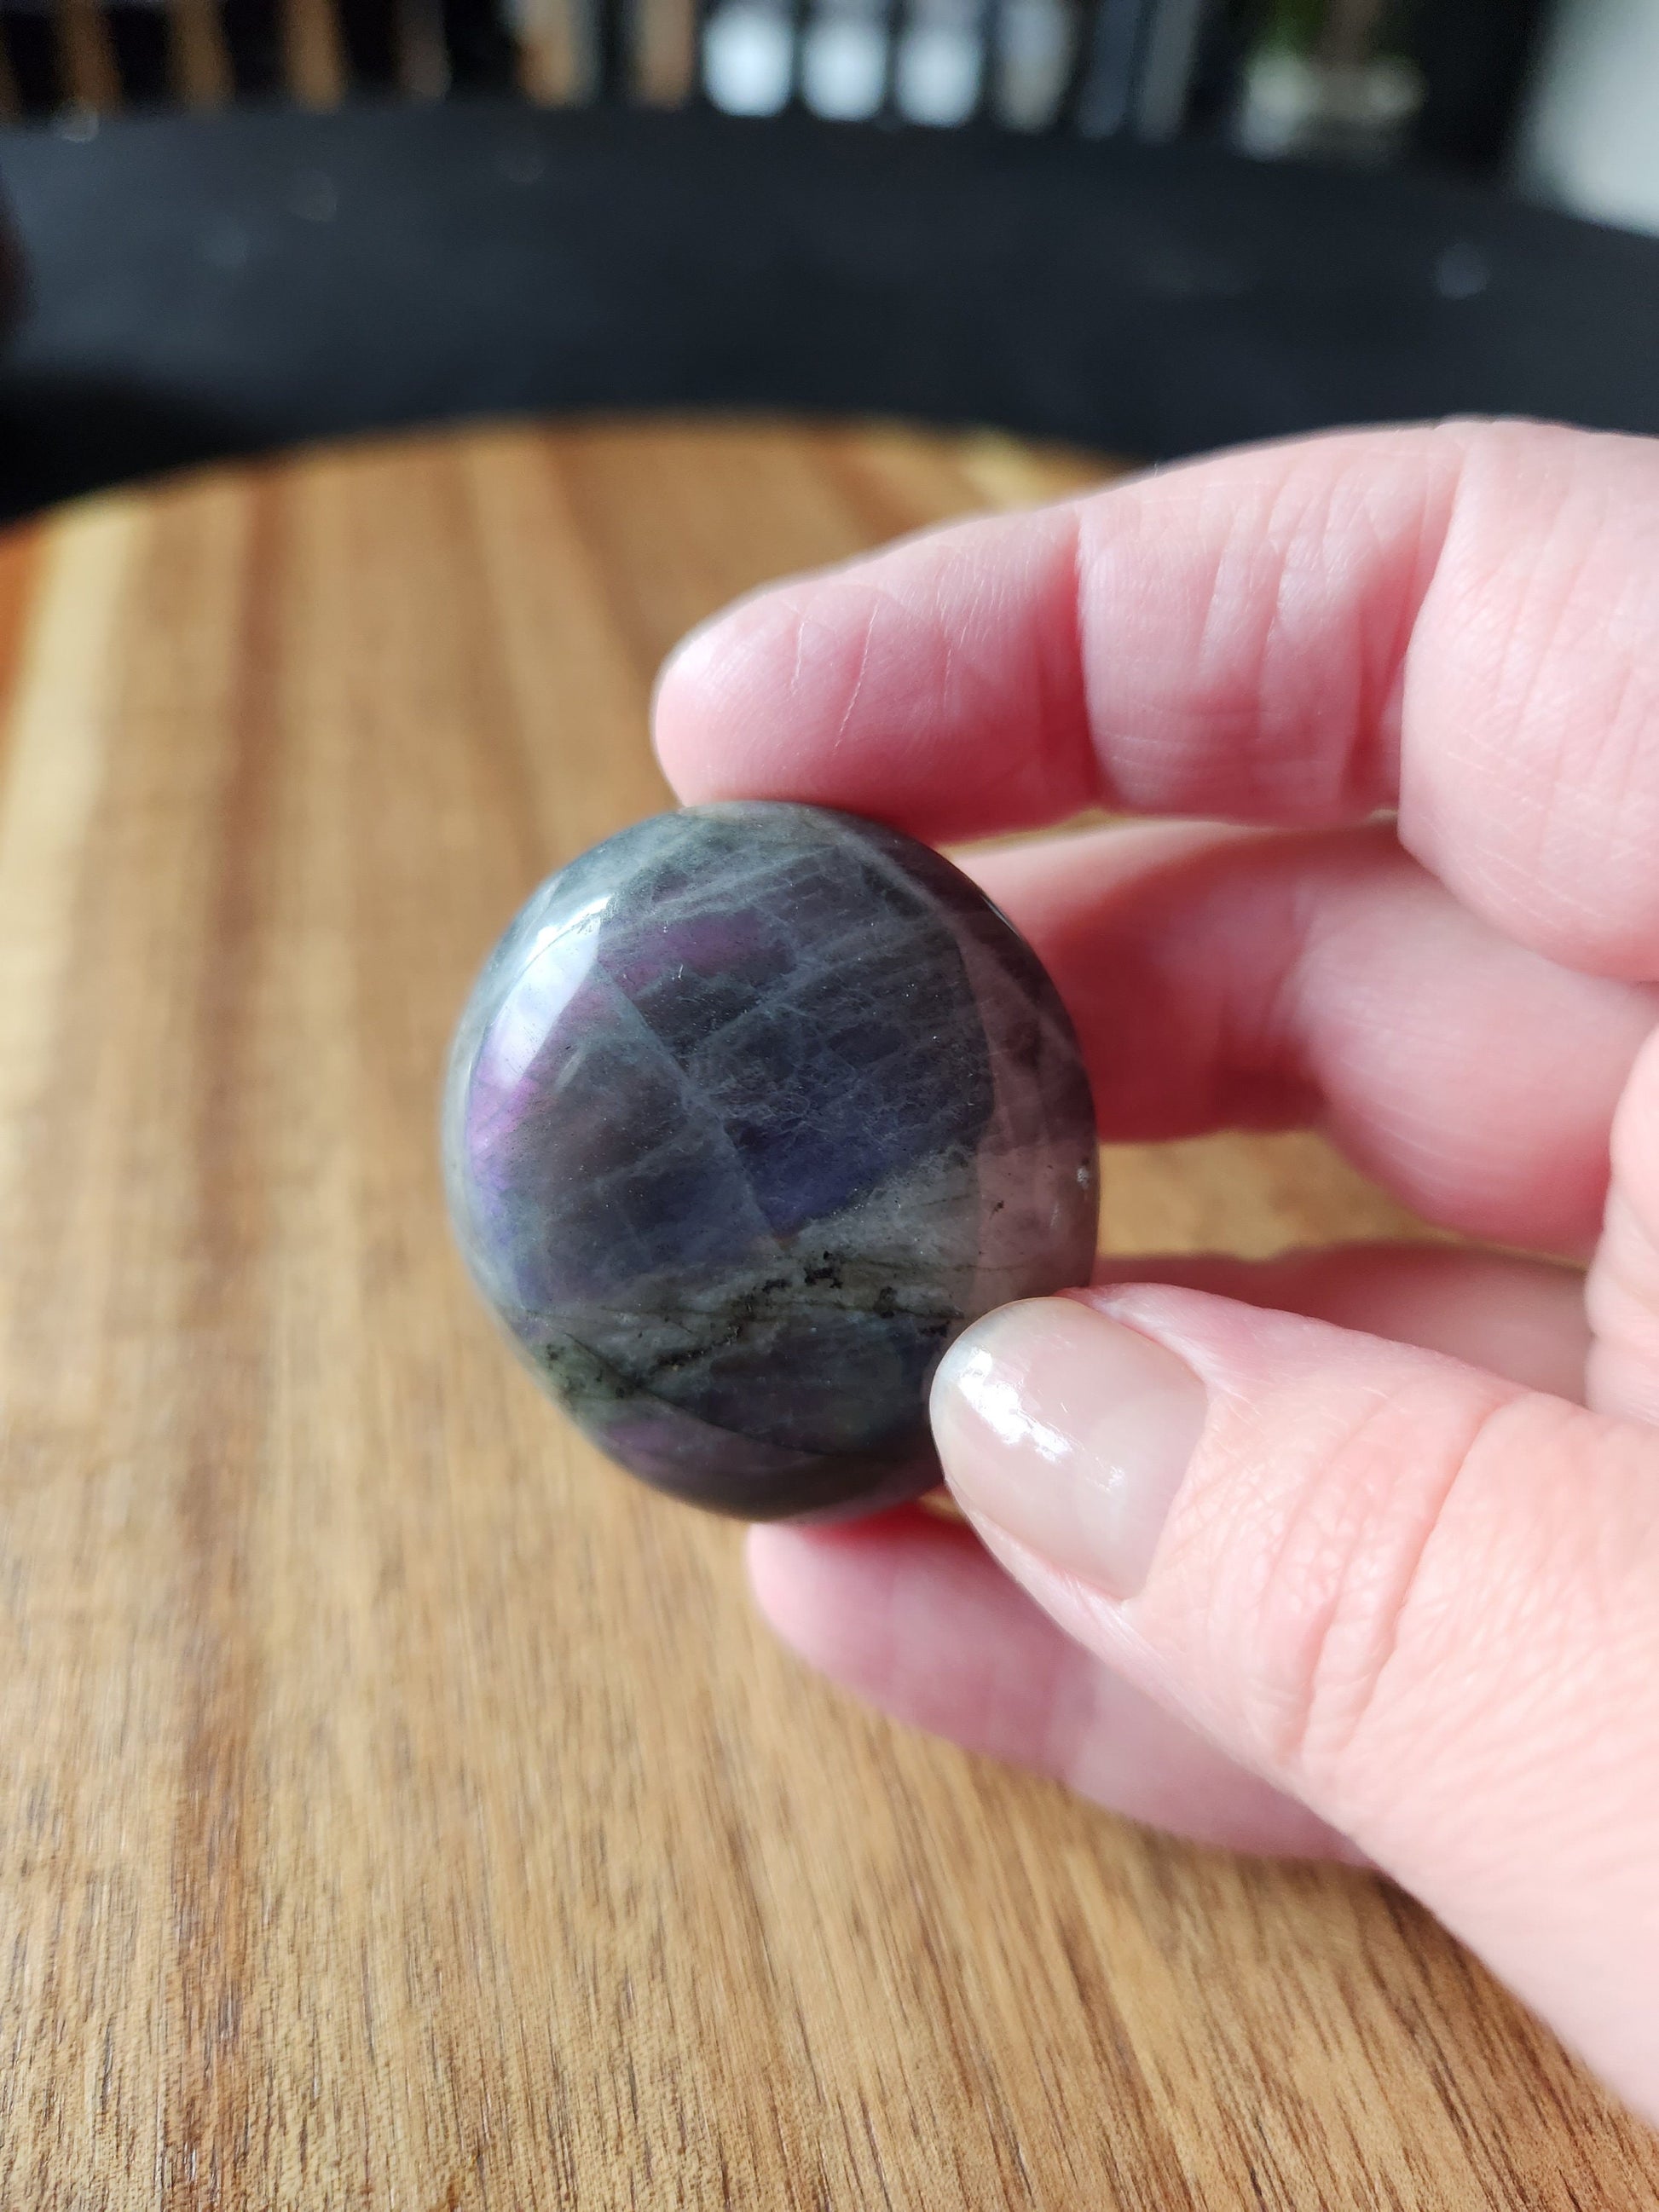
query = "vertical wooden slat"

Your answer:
(633, 0), (694, 102)
(171, 0), (234, 106)
(516, 0), (584, 102)
(56, 0), (123, 106)
(283, 0), (345, 100)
